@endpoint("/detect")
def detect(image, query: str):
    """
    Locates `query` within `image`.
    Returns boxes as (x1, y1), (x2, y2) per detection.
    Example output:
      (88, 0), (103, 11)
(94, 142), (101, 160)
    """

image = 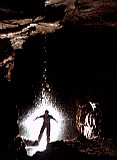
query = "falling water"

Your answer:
(18, 34), (65, 156)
